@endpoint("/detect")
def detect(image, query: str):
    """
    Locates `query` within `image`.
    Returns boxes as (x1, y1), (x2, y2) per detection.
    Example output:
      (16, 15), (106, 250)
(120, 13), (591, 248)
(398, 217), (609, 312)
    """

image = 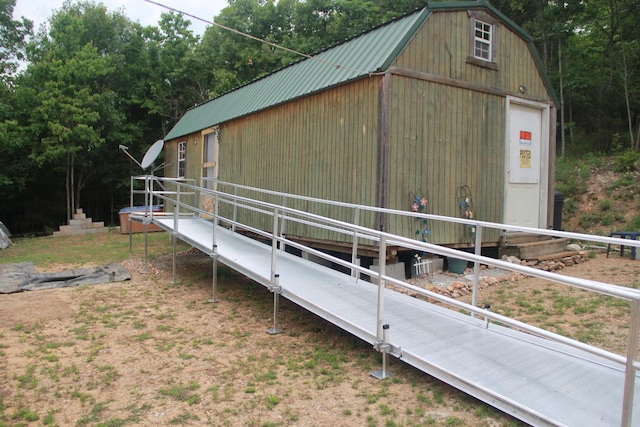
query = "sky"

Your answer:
(13, 0), (230, 36)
